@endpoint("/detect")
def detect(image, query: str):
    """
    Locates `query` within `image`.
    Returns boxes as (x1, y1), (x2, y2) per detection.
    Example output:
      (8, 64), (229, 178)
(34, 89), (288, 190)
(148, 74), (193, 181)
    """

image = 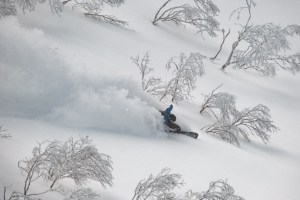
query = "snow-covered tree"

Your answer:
(185, 180), (244, 200)
(46, 136), (113, 188)
(65, 0), (127, 25)
(152, 0), (220, 37)
(221, 0), (300, 76)
(0, 0), (16, 17)
(131, 52), (164, 97)
(199, 85), (237, 120)
(18, 141), (55, 195)
(18, 136), (113, 196)
(203, 104), (279, 146)
(132, 52), (206, 103)
(165, 53), (206, 103)
(132, 168), (184, 200)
